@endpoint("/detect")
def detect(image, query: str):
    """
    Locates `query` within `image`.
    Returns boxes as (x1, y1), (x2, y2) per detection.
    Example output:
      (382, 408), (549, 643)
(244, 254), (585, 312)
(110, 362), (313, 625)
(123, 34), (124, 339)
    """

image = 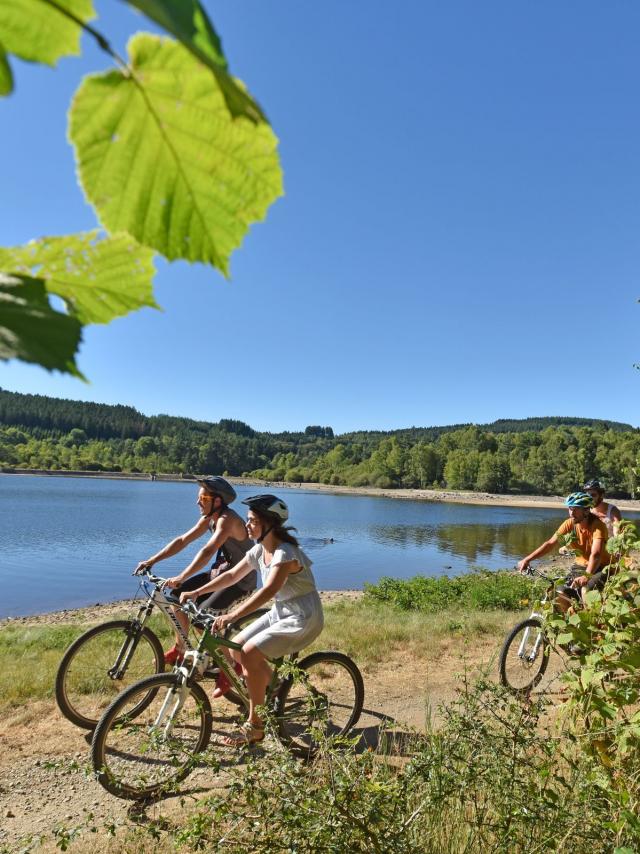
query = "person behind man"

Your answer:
(517, 491), (614, 608)
(134, 476), (255, 664)
(583, 478), (621, 538)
